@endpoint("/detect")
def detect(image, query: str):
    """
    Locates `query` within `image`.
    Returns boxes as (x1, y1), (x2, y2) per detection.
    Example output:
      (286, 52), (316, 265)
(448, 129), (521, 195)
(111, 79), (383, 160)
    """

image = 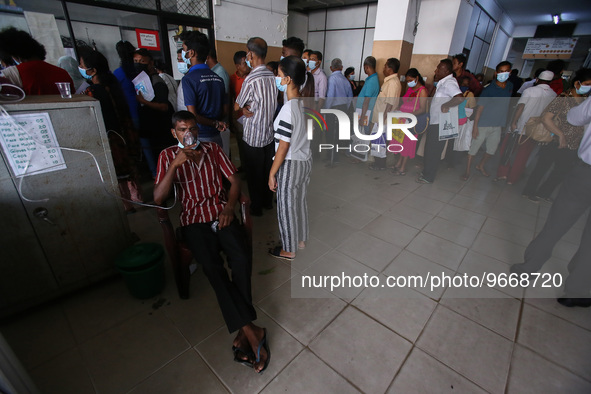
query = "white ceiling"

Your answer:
(289, 0), (591, 28)
(477, 0), (591, 26)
